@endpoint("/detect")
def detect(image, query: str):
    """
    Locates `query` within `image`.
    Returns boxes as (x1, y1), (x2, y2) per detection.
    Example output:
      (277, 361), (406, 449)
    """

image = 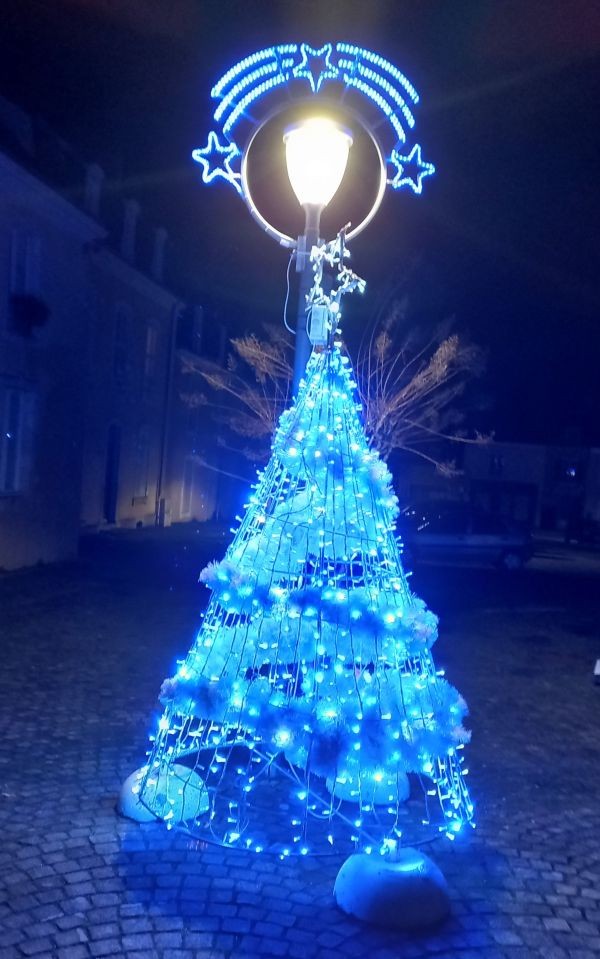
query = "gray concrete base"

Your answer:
(334, 847), (450, 929)
(119, 764), (209, 823)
